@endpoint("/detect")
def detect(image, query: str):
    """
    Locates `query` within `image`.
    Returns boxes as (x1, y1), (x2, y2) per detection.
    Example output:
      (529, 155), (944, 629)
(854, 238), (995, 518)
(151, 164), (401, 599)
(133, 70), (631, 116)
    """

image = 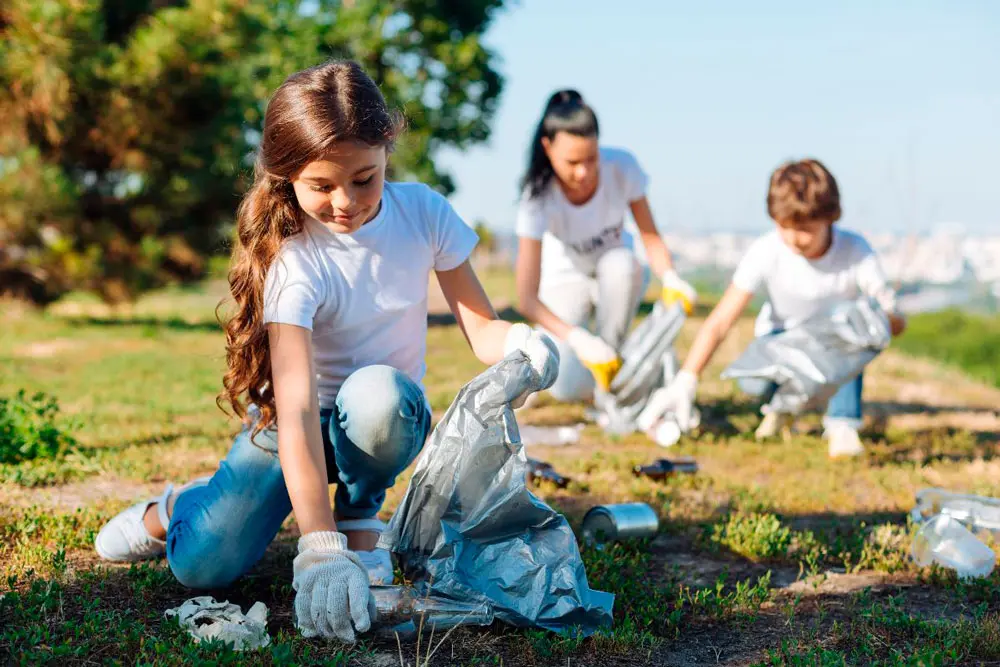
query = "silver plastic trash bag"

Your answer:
(378, 352), (615, 635)
(594, 301), (687, 434)
(721, 298), (891, 414)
